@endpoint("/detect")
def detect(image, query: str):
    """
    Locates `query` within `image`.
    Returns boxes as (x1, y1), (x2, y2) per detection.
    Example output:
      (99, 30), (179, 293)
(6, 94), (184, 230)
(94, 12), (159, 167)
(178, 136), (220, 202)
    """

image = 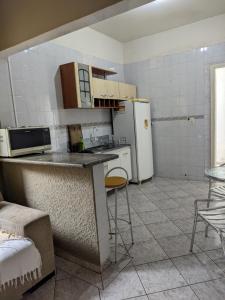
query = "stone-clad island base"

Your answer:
(0, 152), (118, 273)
